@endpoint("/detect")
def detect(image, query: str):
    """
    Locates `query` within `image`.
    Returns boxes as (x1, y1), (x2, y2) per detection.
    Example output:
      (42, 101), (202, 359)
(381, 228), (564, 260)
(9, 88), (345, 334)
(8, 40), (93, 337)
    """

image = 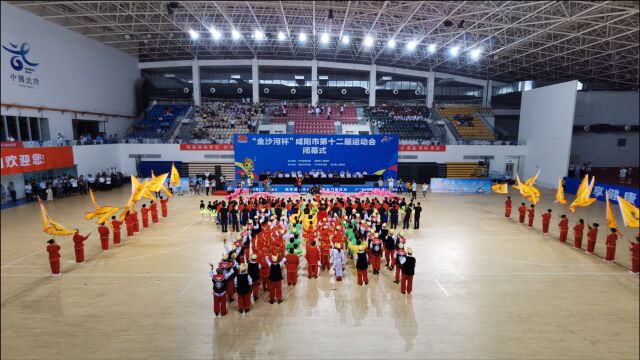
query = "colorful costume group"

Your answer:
(209, 195), (419, 316)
